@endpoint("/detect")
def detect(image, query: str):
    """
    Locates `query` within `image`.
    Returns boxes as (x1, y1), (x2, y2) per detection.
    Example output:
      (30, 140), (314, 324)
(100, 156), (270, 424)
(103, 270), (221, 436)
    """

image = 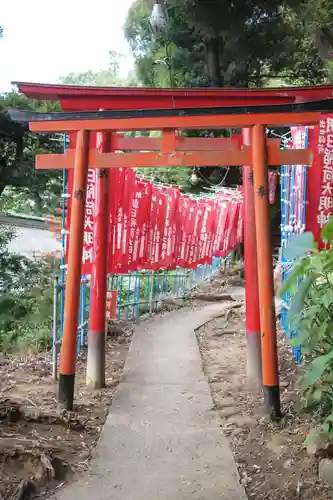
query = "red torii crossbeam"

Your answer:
(35, 138), (310, 169)
(9, 98), (331, 418)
